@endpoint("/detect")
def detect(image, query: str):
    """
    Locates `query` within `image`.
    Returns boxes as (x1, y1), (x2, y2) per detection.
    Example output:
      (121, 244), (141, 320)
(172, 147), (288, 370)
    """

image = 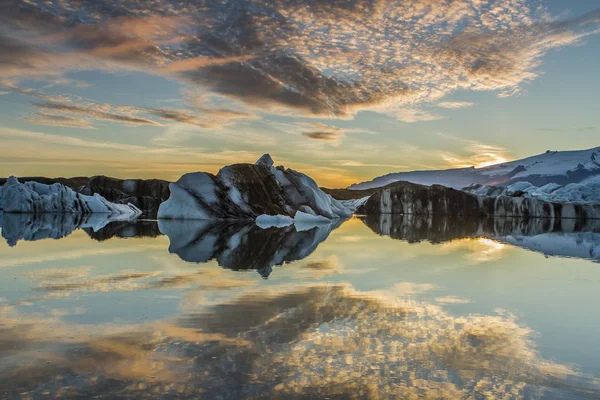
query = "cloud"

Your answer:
(577, 126), (596, 132)
(391, 108), (444, 123)
(437, 101), (475, 109)
(1, 1), (598, 121)
(146, 107), (258, 129)
(23, 112), (96, 129)
(436, 132), (511, 168)
(33, 102), (163, 126)
(302, 131), (341, 142)
(0, 127), (150, 152)
(435, 296), (471, 304)
(5, 83), (259, 130)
